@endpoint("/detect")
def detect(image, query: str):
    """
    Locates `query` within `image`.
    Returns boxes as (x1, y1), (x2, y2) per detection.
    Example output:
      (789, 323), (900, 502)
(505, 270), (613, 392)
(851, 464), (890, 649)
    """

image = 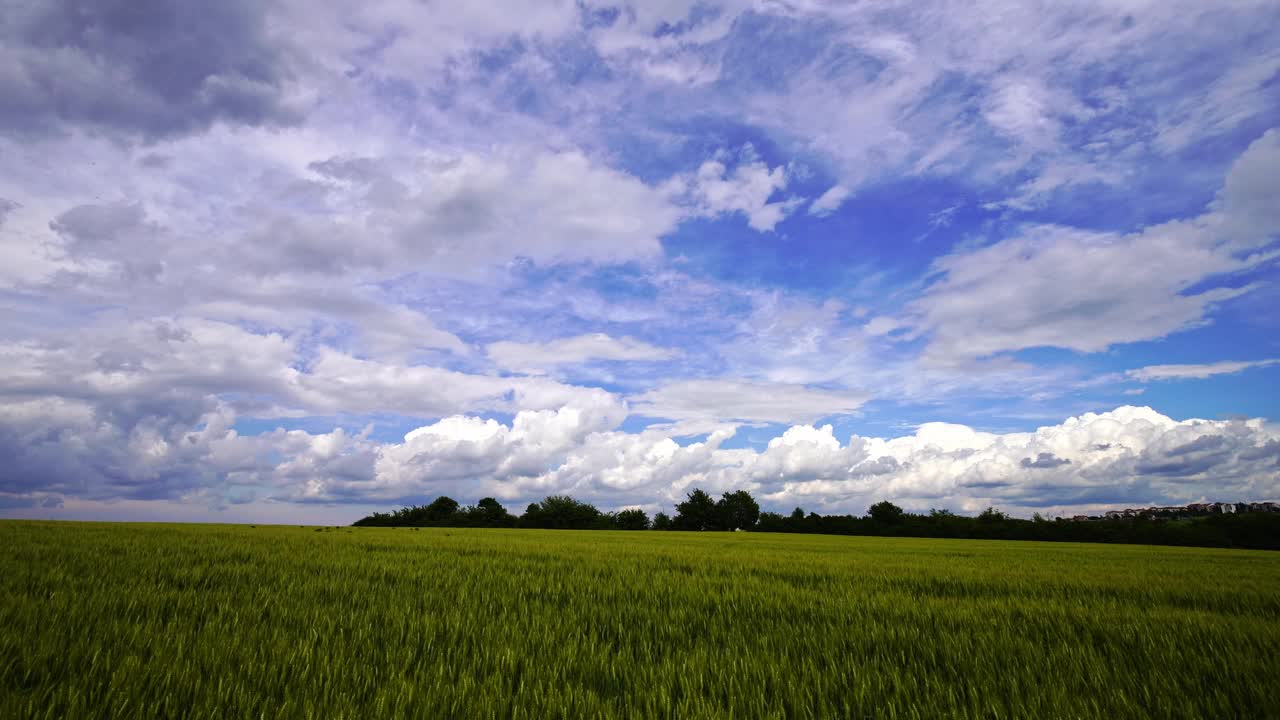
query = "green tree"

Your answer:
(473, 497), (515, 527)
(978, 507), (1008, 524)
(716, 490), (760, 530)
(674, 489), (719, 530)
(651, 512), (673, 530)
(614, 508), (650, 530)
(521, 495), (603, 529)
(423, 496), (461, 524)
(868, 500), (906, 525)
